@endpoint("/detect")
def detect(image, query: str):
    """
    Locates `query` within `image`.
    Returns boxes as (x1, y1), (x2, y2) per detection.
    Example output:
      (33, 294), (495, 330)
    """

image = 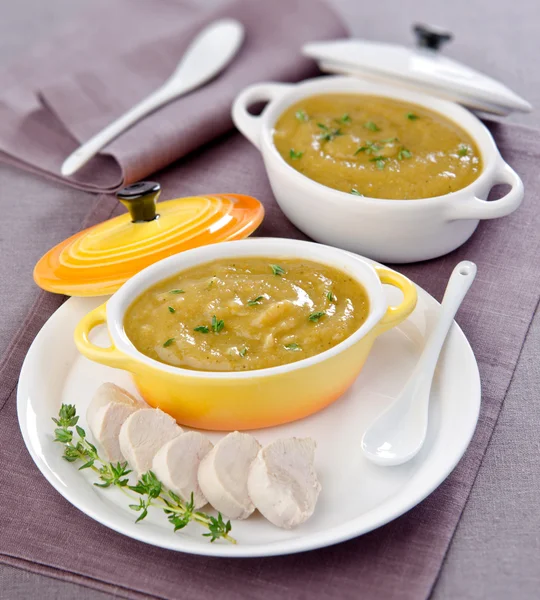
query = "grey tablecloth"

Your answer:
(1, 1), (539, 599)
